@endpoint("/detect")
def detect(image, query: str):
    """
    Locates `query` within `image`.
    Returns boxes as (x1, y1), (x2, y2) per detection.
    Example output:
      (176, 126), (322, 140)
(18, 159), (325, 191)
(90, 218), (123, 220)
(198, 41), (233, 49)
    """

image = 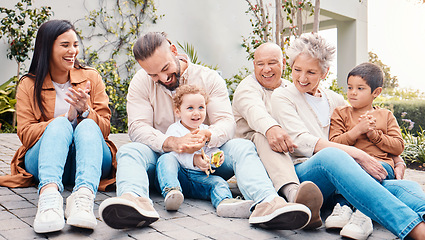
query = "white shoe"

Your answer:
(325, 203), (353, 229)
(65, 187), (97, 229)
(33, 187), (65, 233)
(164, 190), (184, 211)
(340, 210), (373, 240)
(216, 198), (254, 219)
